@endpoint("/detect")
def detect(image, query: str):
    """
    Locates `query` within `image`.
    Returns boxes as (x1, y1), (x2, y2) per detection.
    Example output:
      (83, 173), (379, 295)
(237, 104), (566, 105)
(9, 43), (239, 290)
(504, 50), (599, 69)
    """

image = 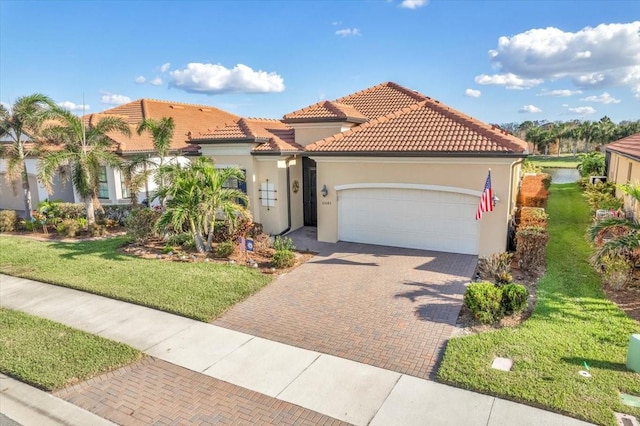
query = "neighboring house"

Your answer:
(0, 99), (239, 212)
(190, 82), (529, 256)
(605, 132), (640, 219)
